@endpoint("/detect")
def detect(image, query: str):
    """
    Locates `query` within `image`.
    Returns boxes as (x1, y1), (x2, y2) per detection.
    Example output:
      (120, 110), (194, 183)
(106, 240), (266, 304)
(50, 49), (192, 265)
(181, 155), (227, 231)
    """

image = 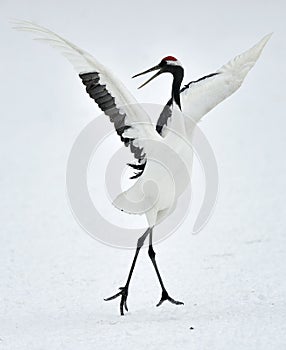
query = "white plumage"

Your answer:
(13, 20), (271, 314)
(12, 21), (271, 228)
(181, 35), (271, 122)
